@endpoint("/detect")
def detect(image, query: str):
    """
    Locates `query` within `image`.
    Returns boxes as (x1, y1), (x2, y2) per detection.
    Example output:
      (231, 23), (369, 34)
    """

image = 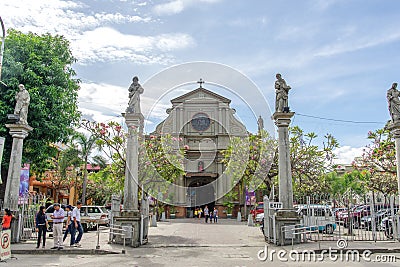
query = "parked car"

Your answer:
(296, 204), (336, 234)
(343, 204), (393, 228)
(46, 204), (106, 232)
(81, 205), (110, 227)
(255, 212), (264, 223)
(45, 204), (71, 231)
(250, 202), (264, 220)
(360, 208), (399, 231)
(332, 207), (347, 221)
(381, 216), (394, 239)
